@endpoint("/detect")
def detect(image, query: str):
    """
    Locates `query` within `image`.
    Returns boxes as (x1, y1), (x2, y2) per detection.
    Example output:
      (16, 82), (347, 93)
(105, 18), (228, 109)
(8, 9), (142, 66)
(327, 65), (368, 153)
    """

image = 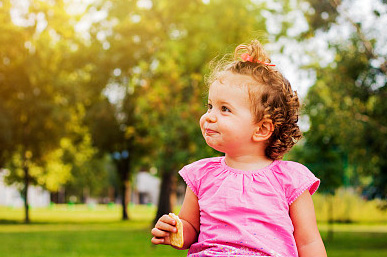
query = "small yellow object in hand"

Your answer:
(168, 213), (184, 248)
